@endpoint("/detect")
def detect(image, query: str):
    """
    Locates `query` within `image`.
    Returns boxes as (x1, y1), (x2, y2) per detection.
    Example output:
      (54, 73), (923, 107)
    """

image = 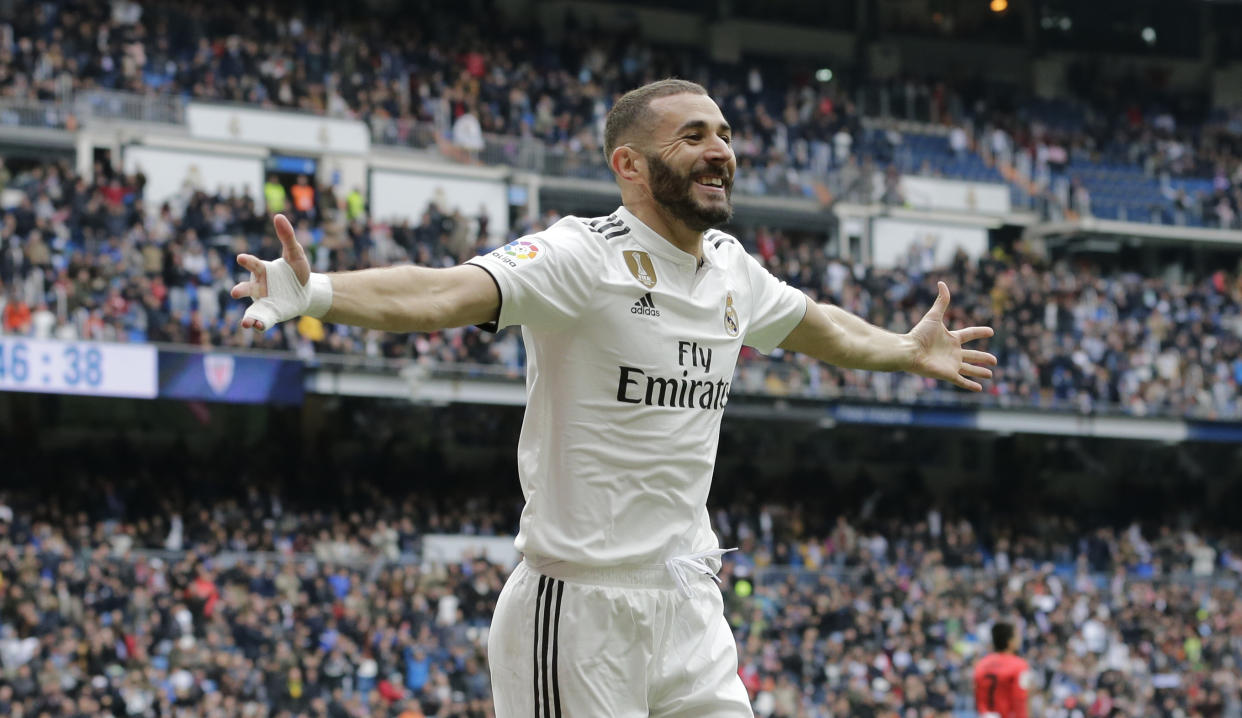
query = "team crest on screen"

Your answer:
(623, 250), (658, 289)
(502, 240), (540, 260)
(724, 293), (739, 337)
(203, 353), (235, 395)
